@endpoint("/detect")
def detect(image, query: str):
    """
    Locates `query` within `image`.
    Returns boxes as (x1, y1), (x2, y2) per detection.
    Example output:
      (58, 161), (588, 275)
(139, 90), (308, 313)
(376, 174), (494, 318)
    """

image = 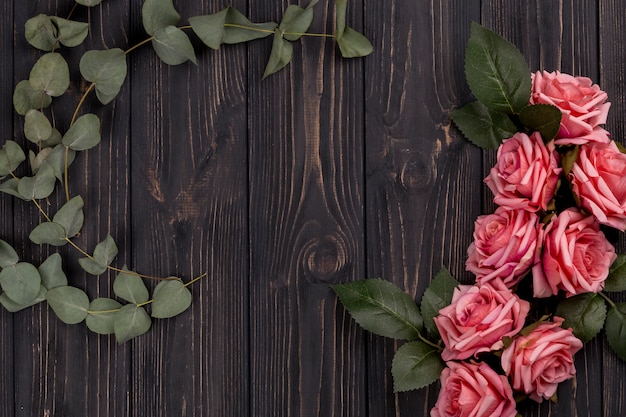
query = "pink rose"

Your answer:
(501, 317), (583, 402)
(485, 131), (561, 212)
(434, 281), (530, 361)
(466, 207), (540, 287)
(531, 70), (611, 145)
(570, 140), (626, 230)
(532, 208), (616, 298)
(430, 361), (517, 417)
